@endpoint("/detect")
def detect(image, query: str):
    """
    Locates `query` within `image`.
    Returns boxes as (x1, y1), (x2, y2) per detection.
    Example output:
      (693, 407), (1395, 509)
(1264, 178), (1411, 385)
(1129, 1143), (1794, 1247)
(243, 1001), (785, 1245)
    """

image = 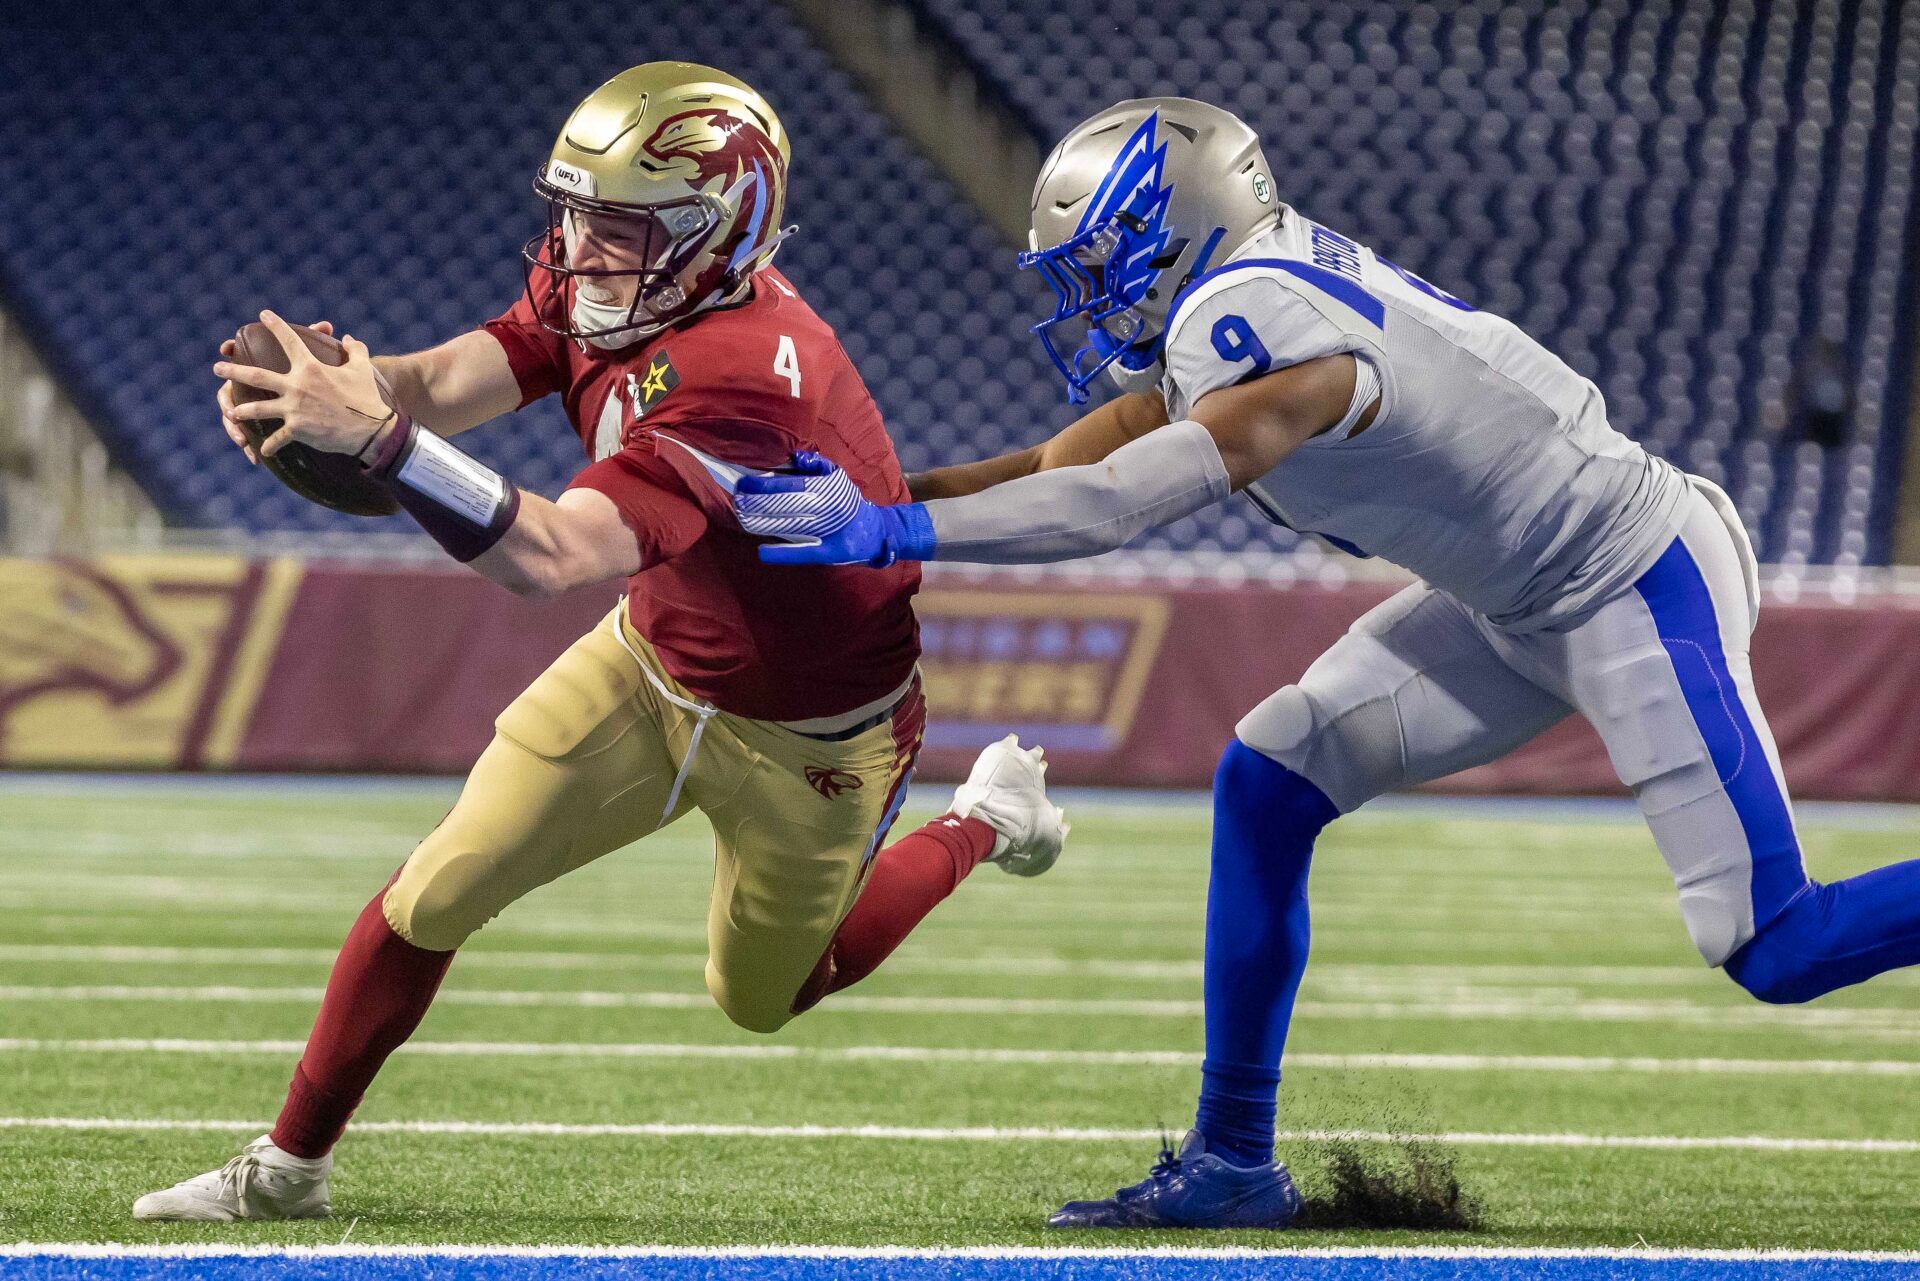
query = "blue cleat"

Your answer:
(1048, 1132), (1303, 1229)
